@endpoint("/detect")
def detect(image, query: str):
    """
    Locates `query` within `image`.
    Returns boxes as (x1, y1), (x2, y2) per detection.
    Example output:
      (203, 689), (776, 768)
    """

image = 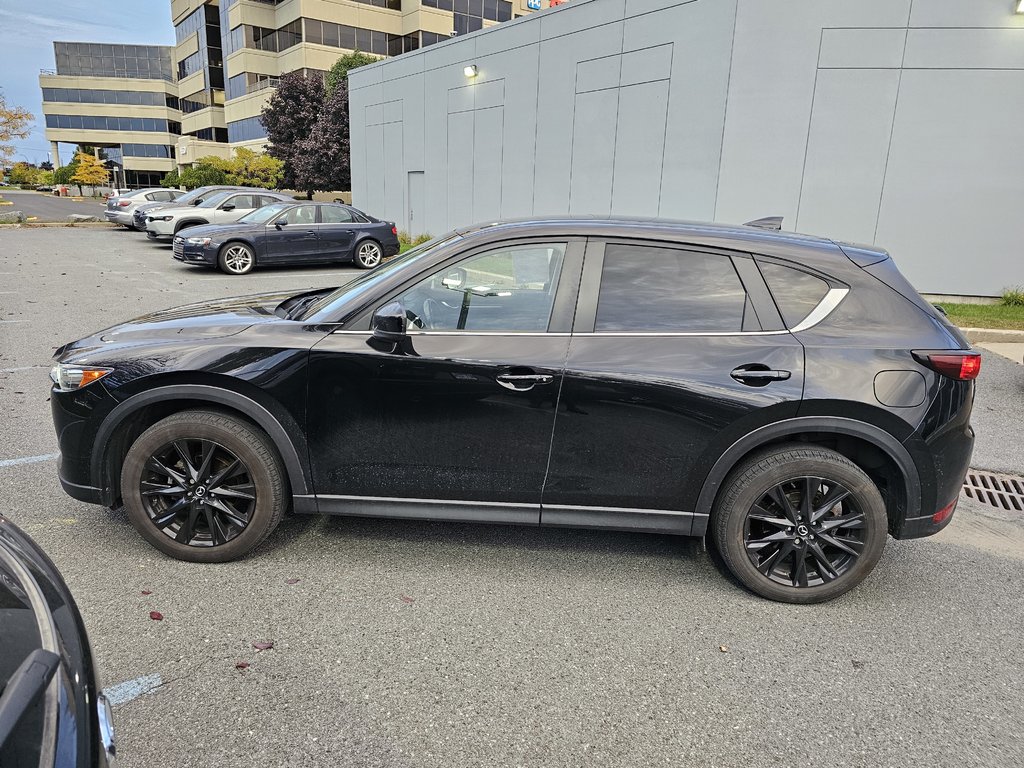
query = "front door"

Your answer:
(305, 239), (585, 523)
(263, 204), (320, 262)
